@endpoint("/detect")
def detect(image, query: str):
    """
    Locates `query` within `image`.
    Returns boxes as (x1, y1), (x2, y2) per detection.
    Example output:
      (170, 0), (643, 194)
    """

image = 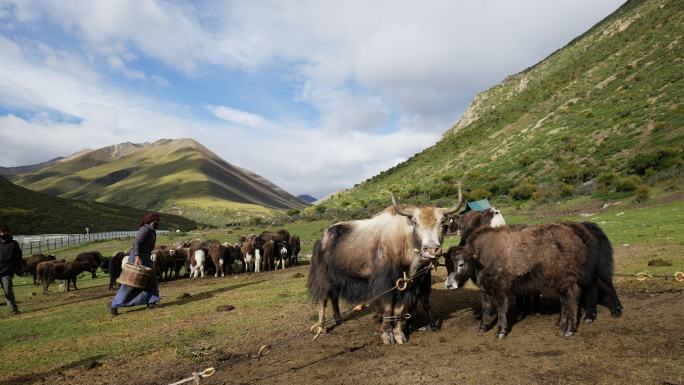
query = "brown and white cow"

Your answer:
(308, 182), (463, 345)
